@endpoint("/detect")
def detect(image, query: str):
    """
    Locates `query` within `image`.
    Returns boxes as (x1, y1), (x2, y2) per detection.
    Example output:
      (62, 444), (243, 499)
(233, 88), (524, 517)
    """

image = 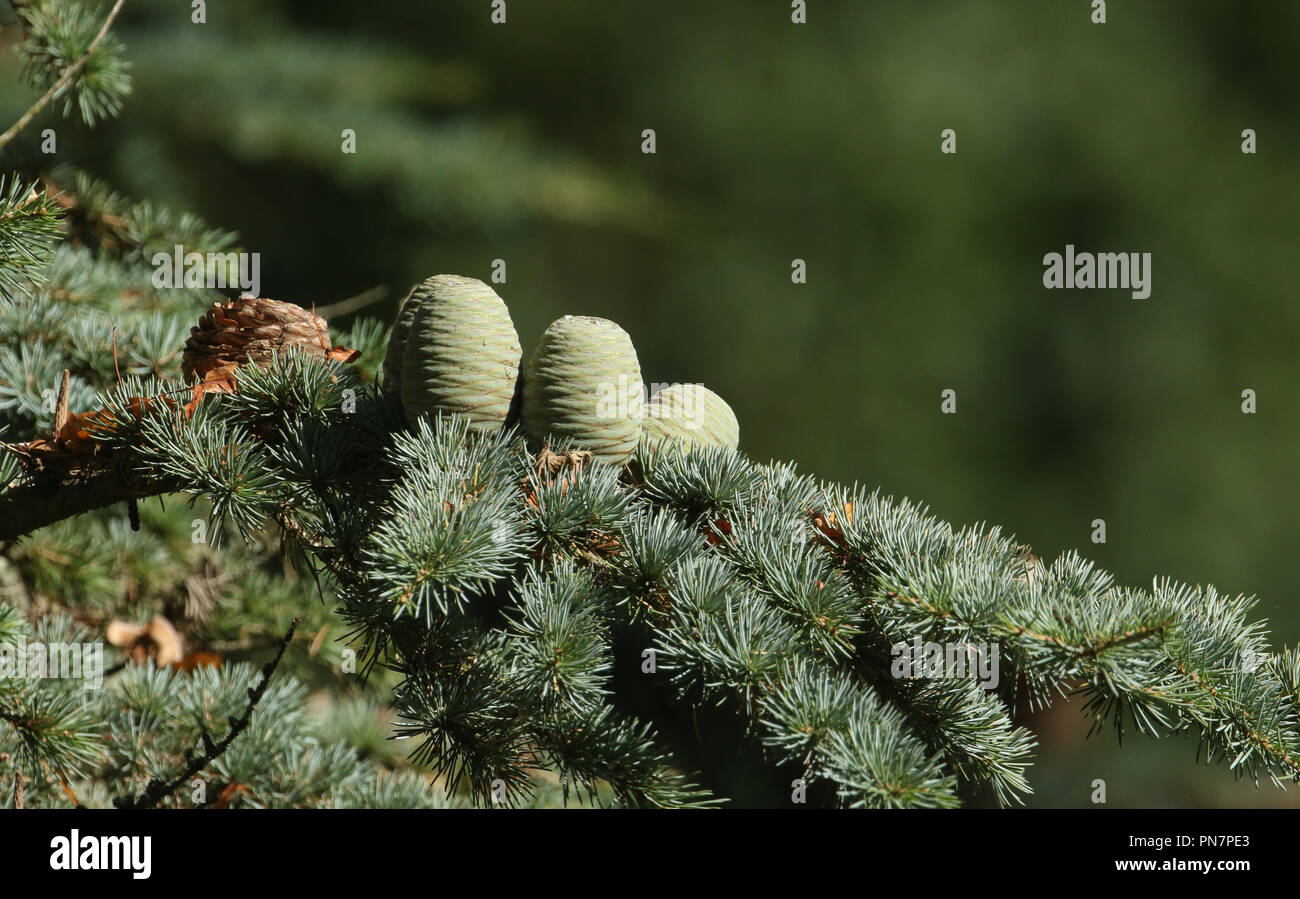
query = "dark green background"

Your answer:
(3, 0), (1297, 807)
